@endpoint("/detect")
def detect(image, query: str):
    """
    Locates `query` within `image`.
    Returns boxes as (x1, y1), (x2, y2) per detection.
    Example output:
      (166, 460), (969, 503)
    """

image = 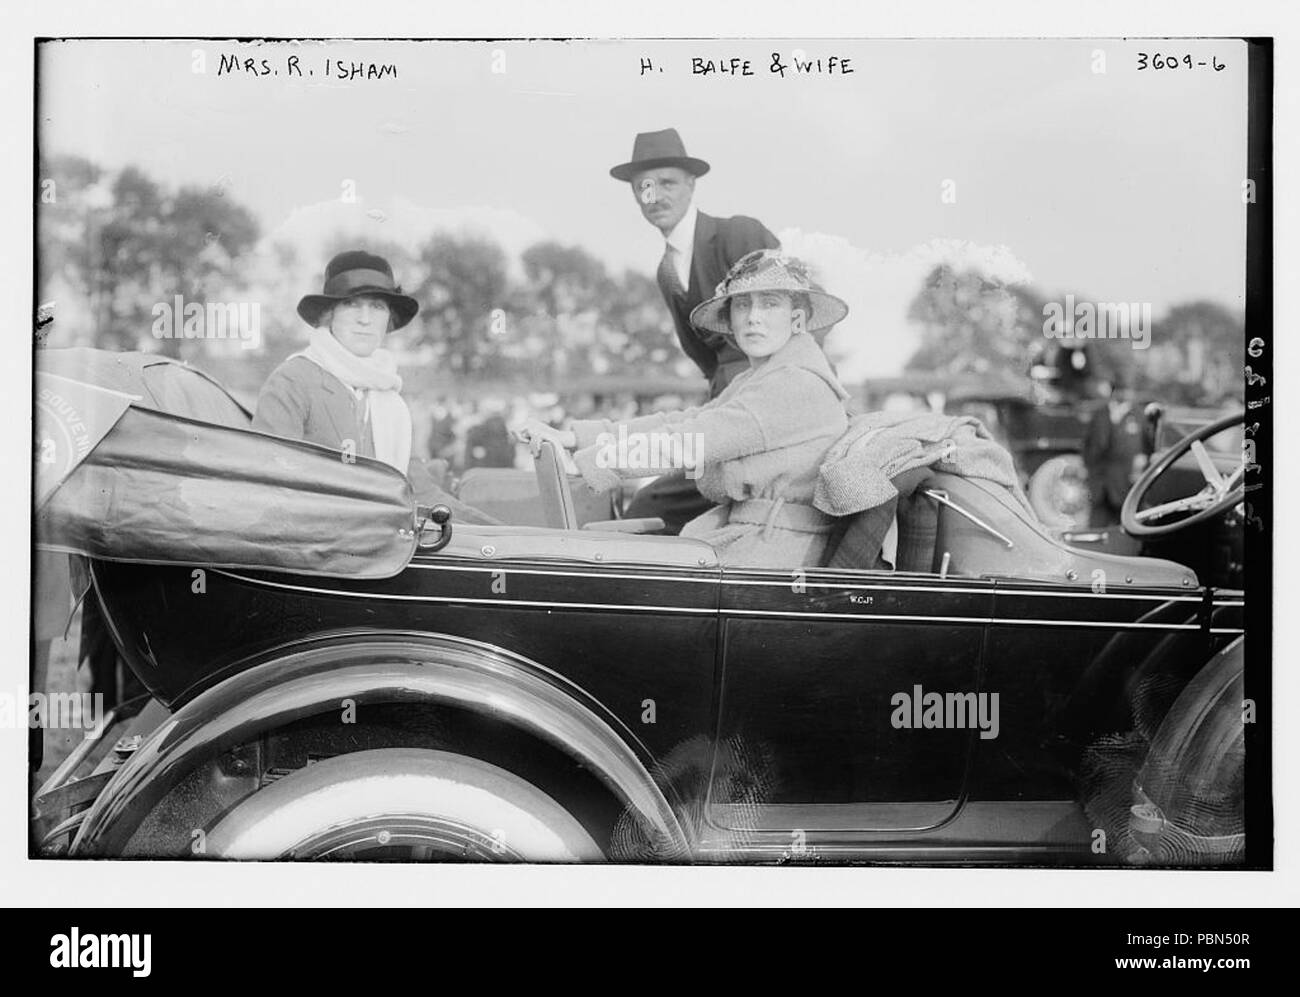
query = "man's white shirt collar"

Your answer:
(663, 202), (698, 289)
